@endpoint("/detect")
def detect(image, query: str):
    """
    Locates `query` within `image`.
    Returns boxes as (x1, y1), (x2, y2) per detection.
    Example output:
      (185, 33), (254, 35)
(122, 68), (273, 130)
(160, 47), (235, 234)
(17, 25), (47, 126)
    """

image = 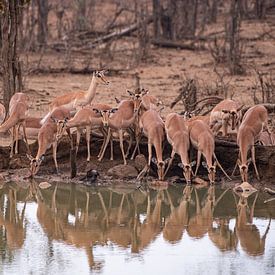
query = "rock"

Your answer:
(9, 156), (29, 169)
(134, 154), (147, 171)
(39, 181), (52, 189)
(107, 164), (138, 179)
